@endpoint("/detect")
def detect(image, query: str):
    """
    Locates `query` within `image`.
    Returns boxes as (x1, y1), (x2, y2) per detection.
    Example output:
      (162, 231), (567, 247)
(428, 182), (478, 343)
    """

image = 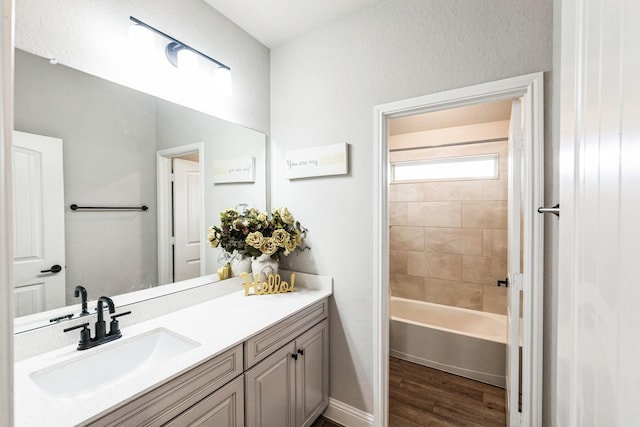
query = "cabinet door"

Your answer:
(86, 345), (243, 426)
(295, 319), (329, 427)
(164, 376), (244, 427)
(245, 342), (296, 427)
